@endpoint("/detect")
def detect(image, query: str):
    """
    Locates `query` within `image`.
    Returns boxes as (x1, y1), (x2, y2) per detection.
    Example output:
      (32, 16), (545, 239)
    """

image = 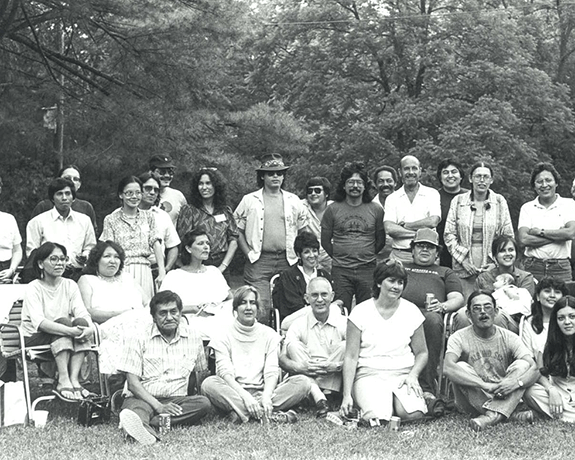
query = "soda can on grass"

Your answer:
(388, 416), (401, 431)
(159, 413), (171, 436)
